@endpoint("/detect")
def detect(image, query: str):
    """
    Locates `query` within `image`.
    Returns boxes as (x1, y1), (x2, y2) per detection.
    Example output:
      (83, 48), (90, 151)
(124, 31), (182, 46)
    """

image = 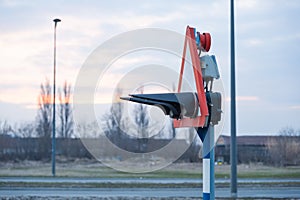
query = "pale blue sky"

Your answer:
(0, 0), (299, 135)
